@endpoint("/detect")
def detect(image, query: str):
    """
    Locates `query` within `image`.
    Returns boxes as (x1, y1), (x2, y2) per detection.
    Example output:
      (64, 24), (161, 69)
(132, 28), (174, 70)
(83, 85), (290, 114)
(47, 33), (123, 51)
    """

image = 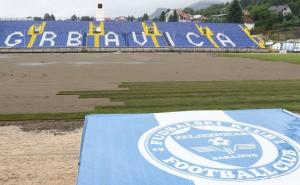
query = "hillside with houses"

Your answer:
(150, 0), (300, 41)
